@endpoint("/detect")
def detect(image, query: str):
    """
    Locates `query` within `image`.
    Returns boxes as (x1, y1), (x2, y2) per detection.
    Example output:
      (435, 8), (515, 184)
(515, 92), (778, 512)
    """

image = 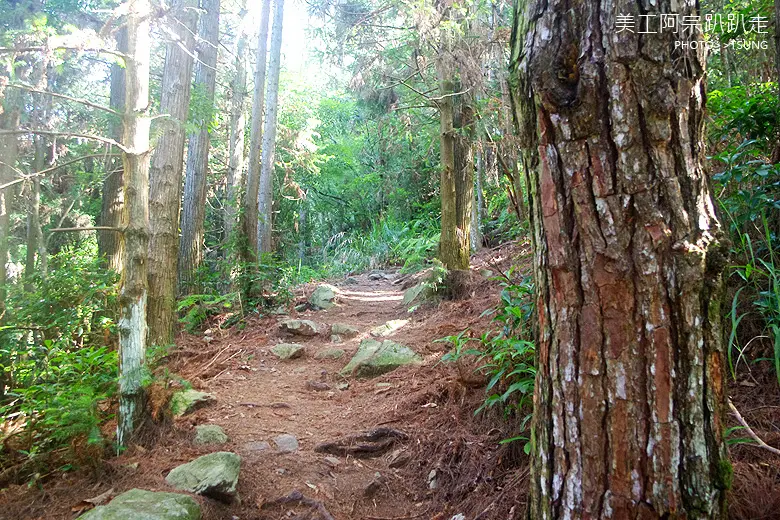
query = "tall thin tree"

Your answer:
(510, 0), (730, 516)
(179, 0), (220, 292)
(242, 0), (271, 258)
(98, 27), (127, 272)
(224, 0), (249, 247)
(256, 0), (284, 254)
(117, 0), (152, 448)
(147, 0), (199, 347)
